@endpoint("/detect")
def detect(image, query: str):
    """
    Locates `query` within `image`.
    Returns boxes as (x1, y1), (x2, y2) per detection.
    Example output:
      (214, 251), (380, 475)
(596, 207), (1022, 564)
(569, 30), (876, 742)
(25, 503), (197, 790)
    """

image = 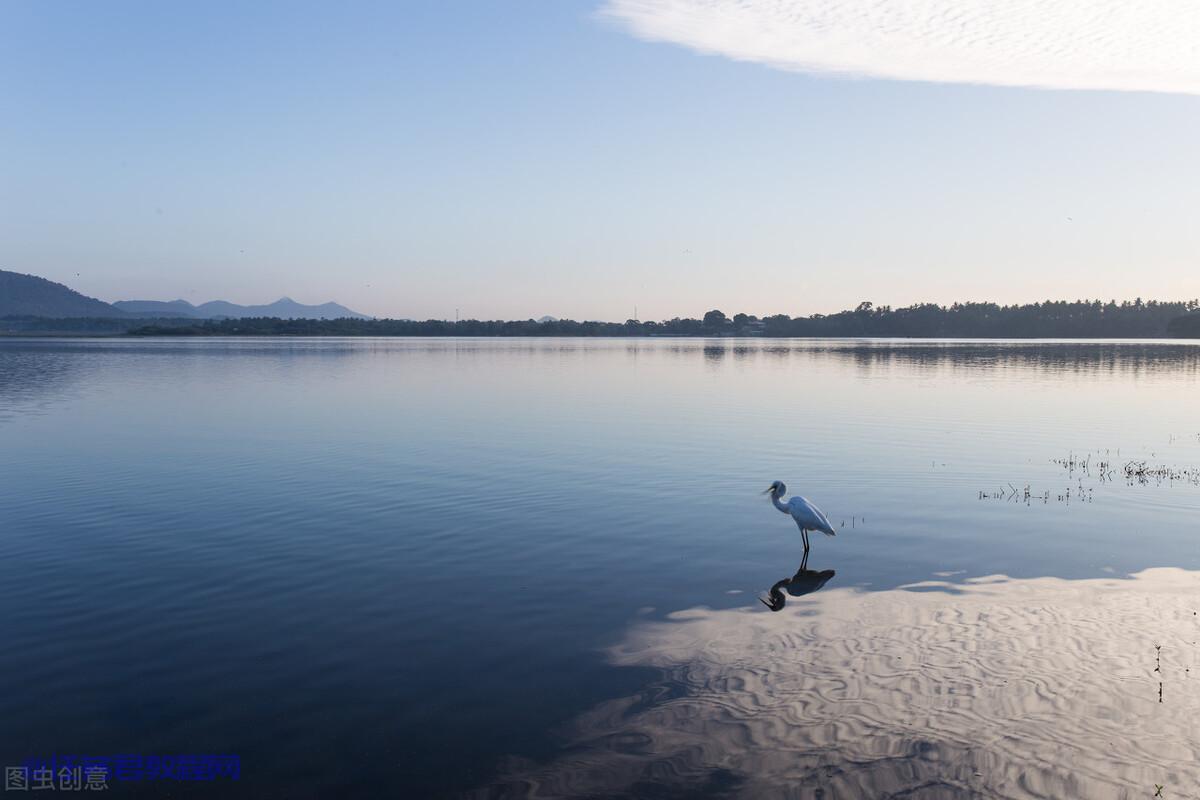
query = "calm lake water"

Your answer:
(3, 337), (1200, 798)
